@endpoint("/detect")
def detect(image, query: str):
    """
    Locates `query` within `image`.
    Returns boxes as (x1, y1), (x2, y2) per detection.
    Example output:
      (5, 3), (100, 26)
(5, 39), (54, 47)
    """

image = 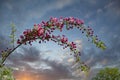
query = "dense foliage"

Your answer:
(0, 66), (15, 80)
(92, 67), (120, 80)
